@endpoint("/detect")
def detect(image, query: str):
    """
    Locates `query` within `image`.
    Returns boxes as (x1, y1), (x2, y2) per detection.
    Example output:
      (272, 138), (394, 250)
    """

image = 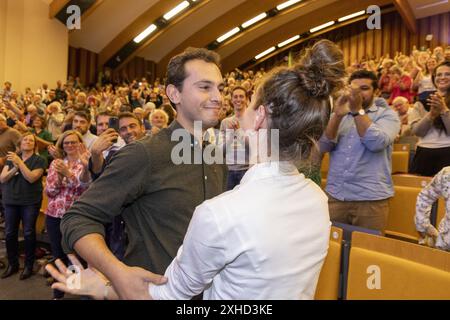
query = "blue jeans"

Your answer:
(226, 169), (247, 191)
(4, 203), (41, 268)
(46, 215), (69, 299)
